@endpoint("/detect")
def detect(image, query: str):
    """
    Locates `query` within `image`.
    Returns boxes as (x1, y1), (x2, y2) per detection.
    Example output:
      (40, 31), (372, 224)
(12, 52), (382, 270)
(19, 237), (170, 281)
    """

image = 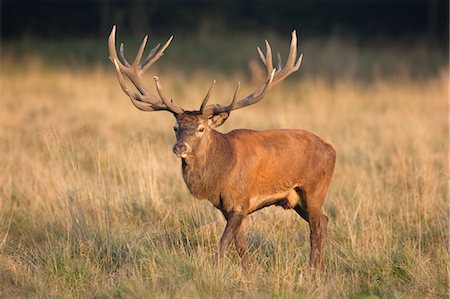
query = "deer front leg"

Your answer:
(217, 211), (245, 264)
